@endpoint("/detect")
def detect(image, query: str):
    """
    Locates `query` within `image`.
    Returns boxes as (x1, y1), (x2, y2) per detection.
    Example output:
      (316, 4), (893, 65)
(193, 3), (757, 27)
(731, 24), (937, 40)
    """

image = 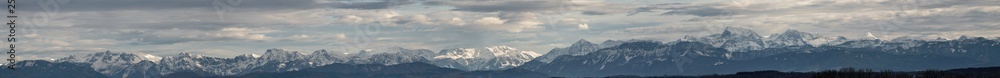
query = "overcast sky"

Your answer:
(8, 0), (1000, 60)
